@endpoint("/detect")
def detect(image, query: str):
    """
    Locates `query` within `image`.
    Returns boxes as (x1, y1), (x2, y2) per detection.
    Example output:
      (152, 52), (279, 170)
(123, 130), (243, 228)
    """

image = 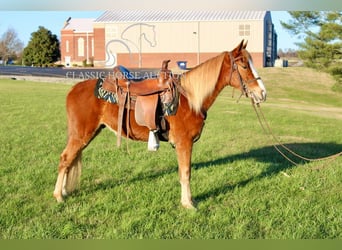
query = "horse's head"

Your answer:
(141, 24), (157, 47)
(227, 40), (267, 104)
